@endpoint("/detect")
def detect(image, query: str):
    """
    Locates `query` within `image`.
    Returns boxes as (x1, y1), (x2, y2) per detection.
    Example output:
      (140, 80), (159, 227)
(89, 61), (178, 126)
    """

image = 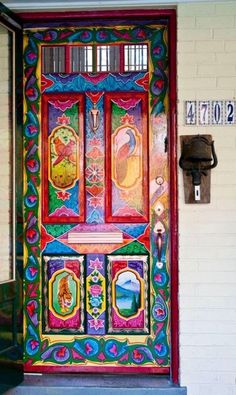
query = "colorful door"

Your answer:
(24, 18), (172, 373)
